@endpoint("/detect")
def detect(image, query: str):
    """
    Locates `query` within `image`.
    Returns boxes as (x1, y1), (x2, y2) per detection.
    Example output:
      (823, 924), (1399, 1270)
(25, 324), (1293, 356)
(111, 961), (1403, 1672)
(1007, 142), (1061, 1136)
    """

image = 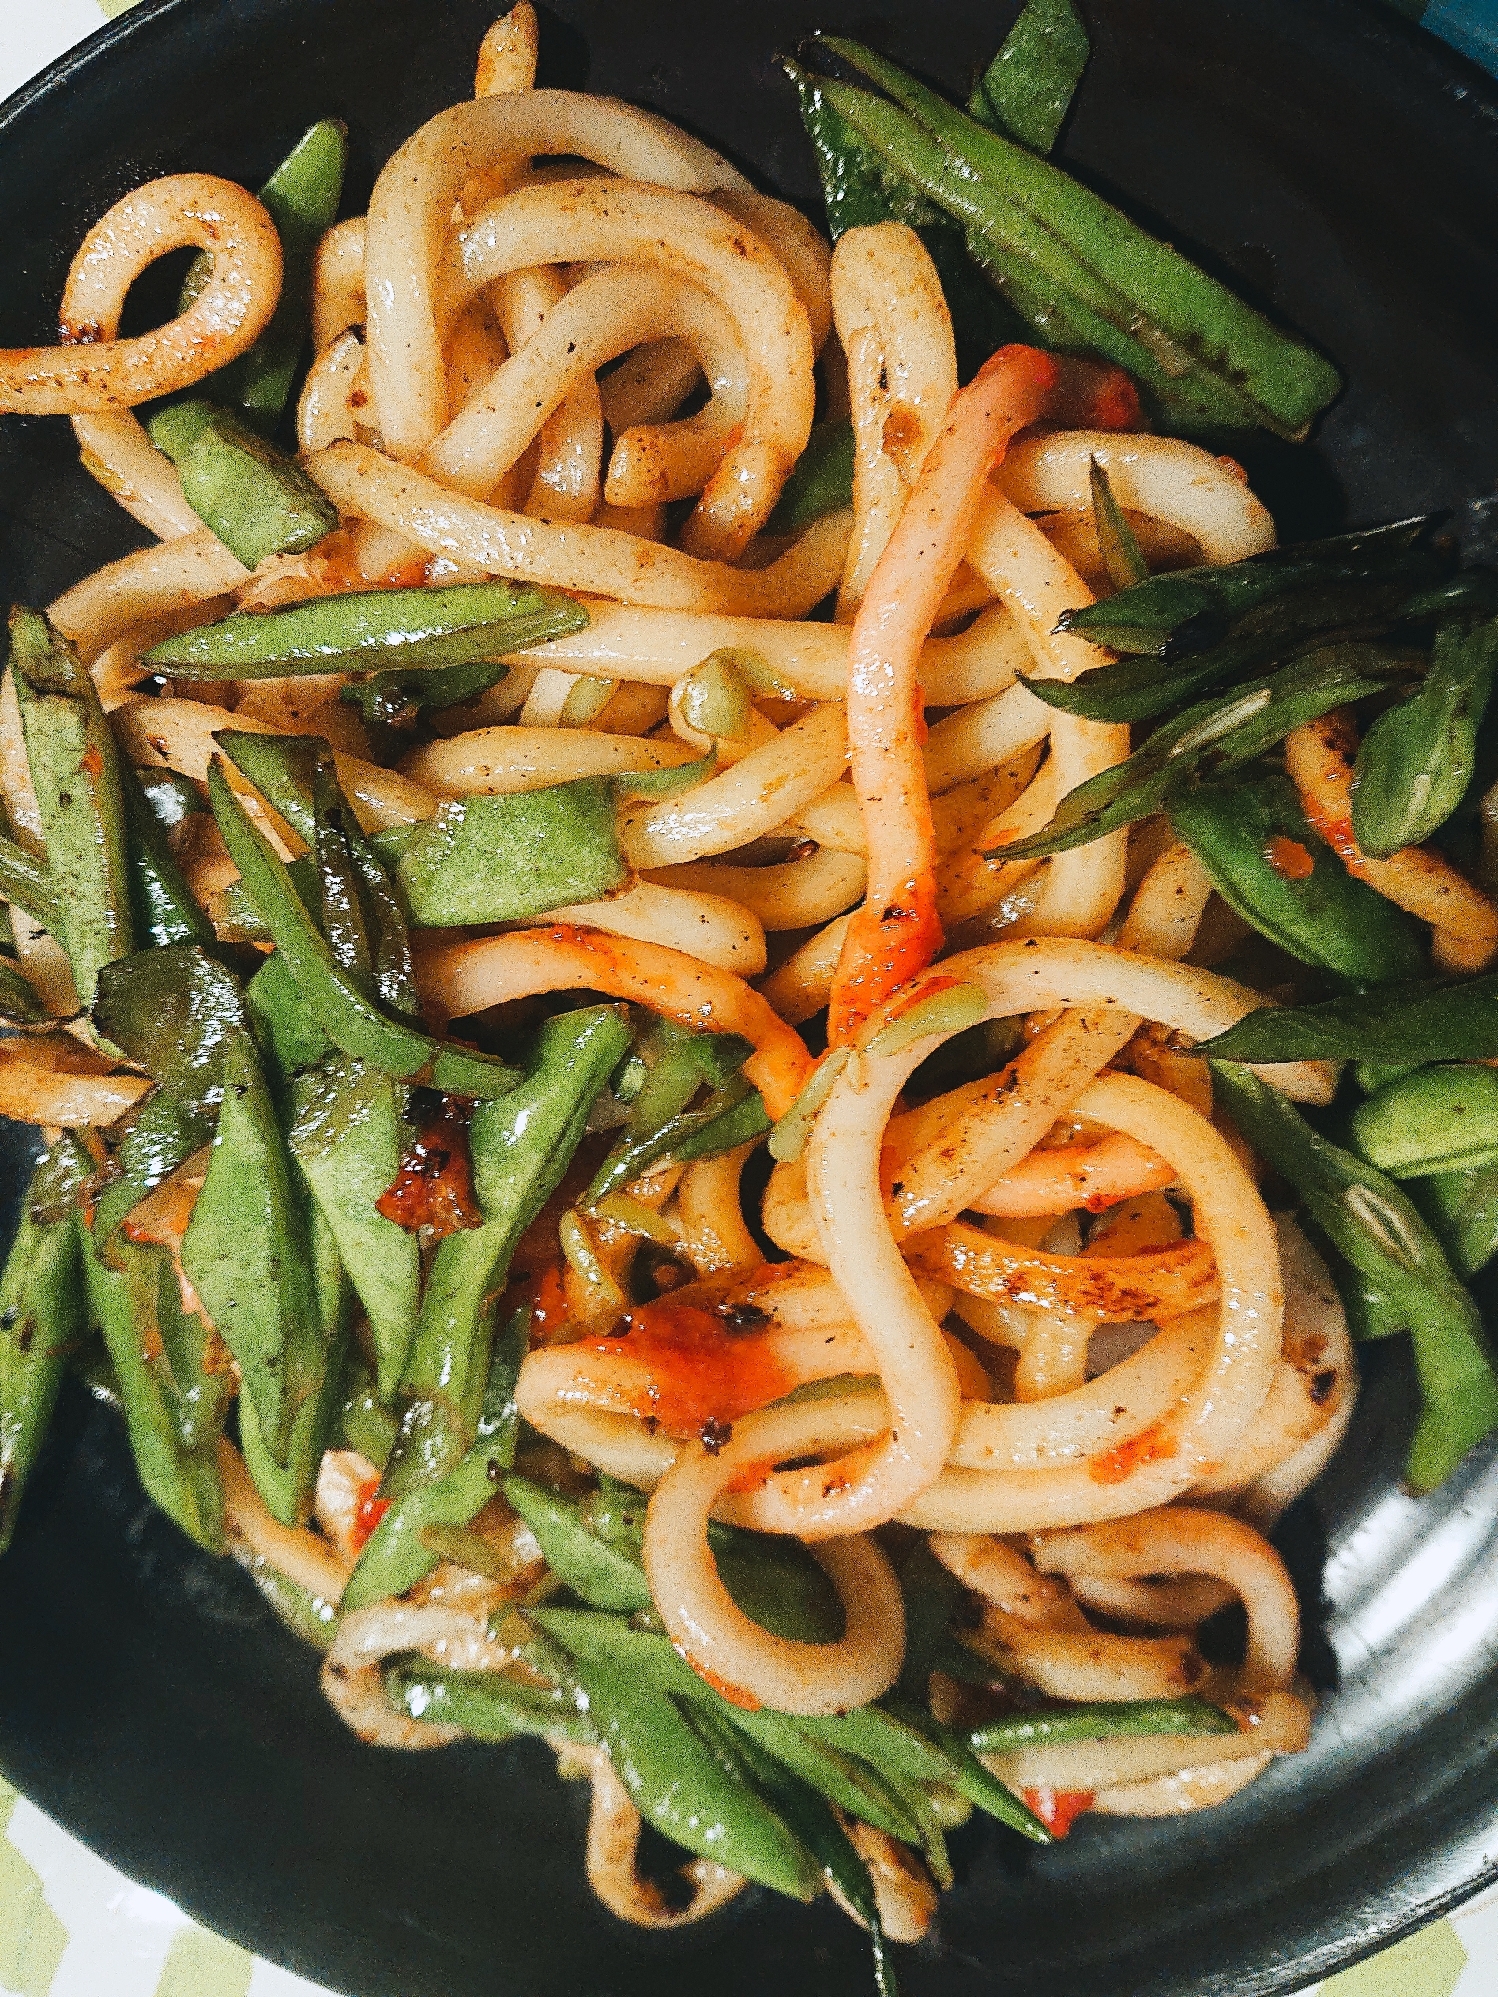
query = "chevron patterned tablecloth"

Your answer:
(1, 2), (1496, 1993)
